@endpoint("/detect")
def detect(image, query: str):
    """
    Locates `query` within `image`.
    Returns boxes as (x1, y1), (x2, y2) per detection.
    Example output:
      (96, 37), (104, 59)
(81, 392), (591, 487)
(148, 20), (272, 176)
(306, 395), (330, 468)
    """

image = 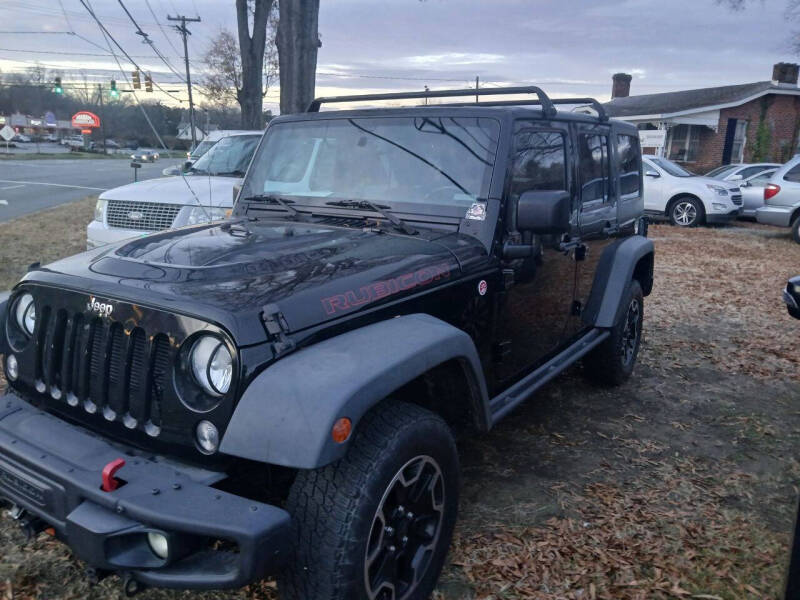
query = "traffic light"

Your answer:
(53, 77), (63, 95)
(132, 70), (140, 89)
(144, 72), (153, 93)
(109, 79), (119, 98)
